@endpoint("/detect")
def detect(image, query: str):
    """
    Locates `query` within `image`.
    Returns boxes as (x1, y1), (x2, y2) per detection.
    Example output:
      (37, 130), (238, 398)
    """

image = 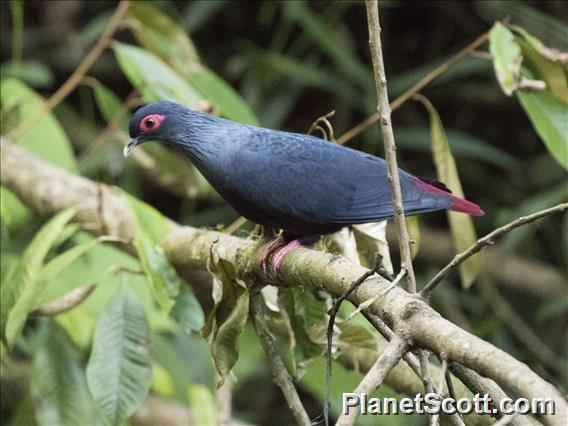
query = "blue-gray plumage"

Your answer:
(125, 101), (482, 269)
